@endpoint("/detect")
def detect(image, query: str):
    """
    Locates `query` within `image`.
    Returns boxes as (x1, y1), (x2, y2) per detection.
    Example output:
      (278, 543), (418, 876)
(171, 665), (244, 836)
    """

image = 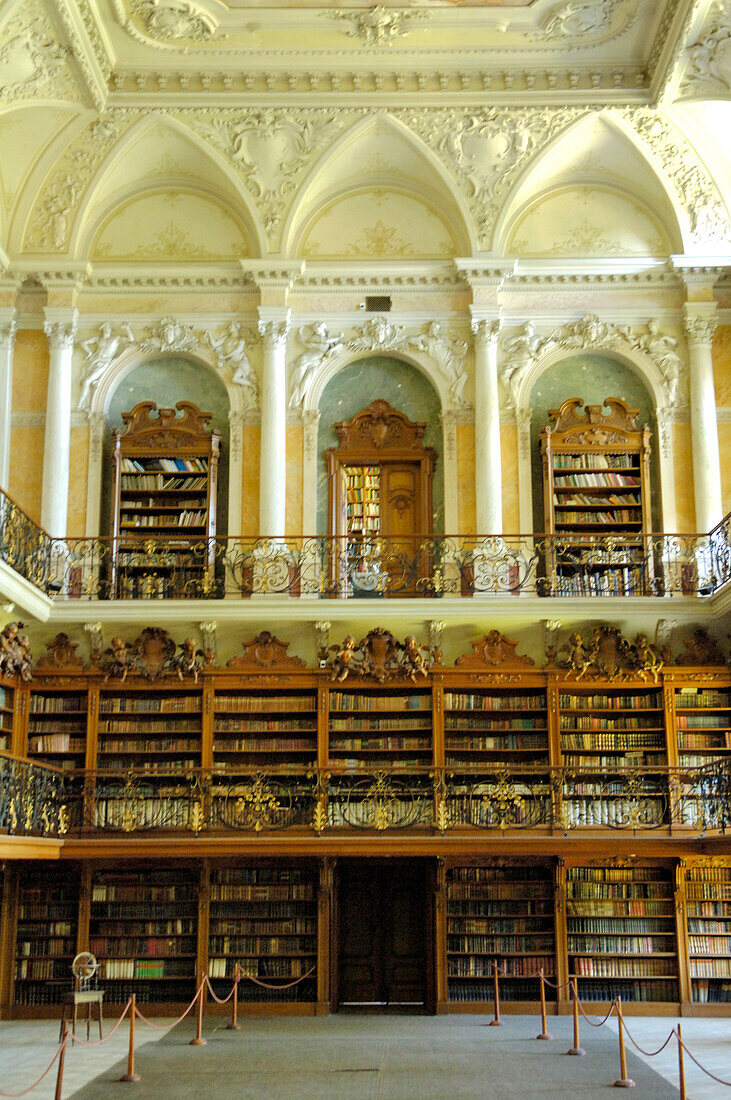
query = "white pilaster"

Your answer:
(258, 310), (290, 539)
(302, 408), (320, 536)
(228, 409), (244, 539)
(0, 311), (17, 492)
(471, 317), (502, 534)
(684, 304), (722, 532)
(41, 310), (78, 536)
